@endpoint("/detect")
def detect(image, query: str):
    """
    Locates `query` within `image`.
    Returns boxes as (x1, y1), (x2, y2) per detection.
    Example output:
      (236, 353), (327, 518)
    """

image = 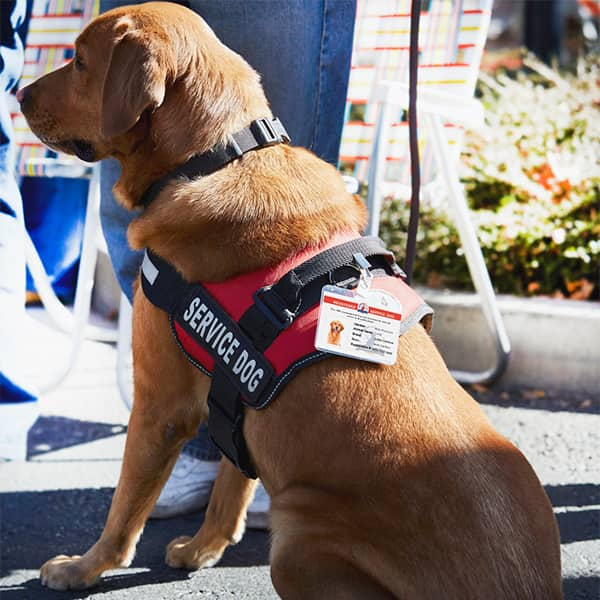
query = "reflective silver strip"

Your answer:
(142, 250), (159, 285)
